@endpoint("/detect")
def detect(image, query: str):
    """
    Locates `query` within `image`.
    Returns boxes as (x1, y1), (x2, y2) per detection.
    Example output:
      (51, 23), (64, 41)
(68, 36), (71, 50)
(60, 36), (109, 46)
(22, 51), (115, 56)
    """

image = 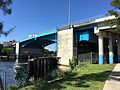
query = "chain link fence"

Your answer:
(78, 52), (98, 64)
